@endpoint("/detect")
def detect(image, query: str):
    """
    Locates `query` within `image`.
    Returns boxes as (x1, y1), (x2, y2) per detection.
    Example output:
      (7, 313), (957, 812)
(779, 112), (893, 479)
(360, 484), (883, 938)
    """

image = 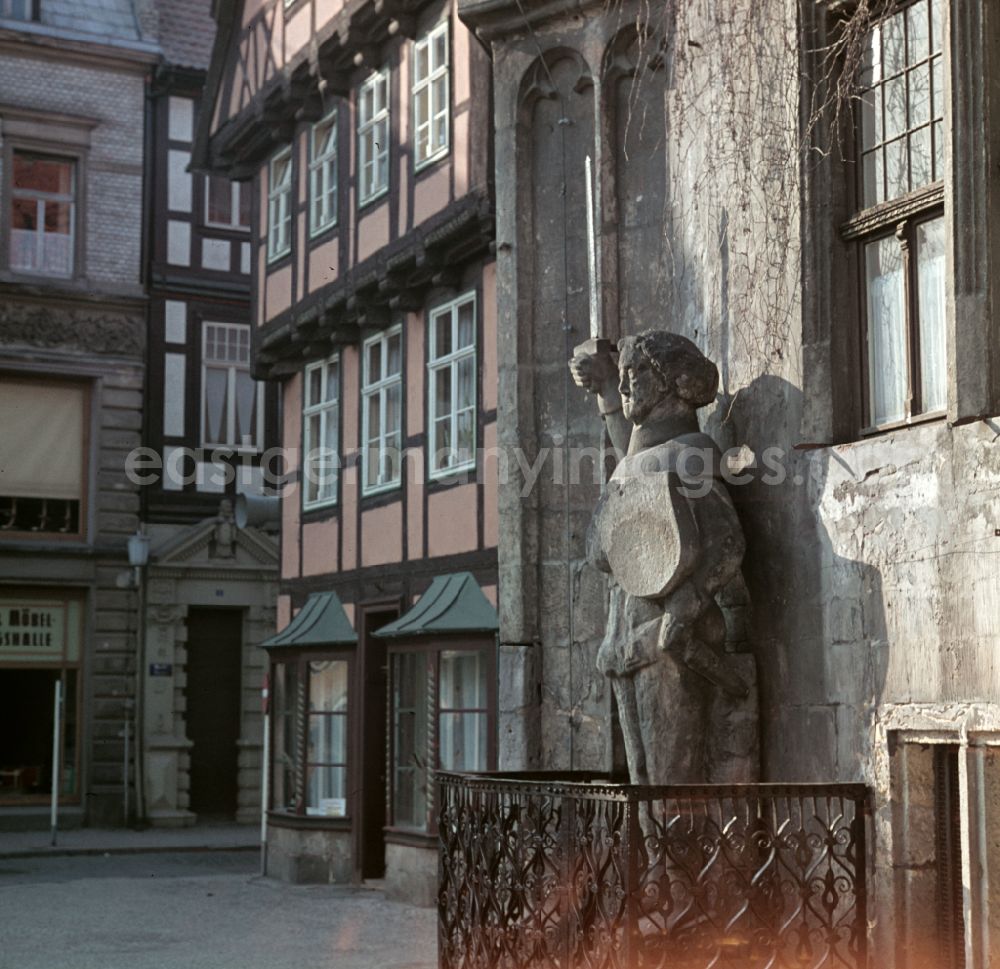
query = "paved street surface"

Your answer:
(0, 850), (436, 969)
